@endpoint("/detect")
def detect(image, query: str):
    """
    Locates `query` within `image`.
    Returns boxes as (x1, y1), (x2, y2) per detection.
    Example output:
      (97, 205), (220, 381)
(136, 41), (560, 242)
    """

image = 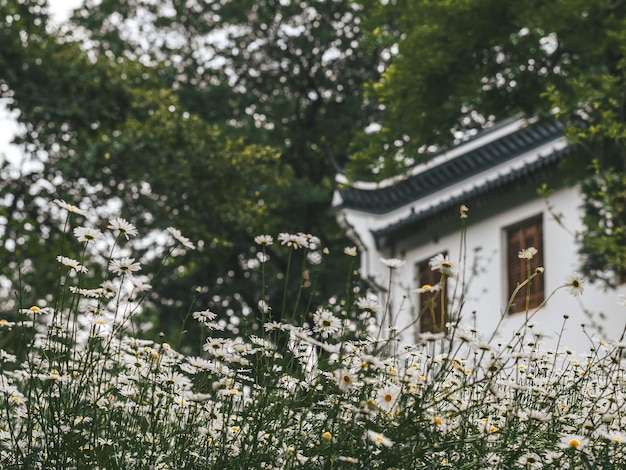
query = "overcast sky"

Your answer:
(49, 0), (84, 22)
